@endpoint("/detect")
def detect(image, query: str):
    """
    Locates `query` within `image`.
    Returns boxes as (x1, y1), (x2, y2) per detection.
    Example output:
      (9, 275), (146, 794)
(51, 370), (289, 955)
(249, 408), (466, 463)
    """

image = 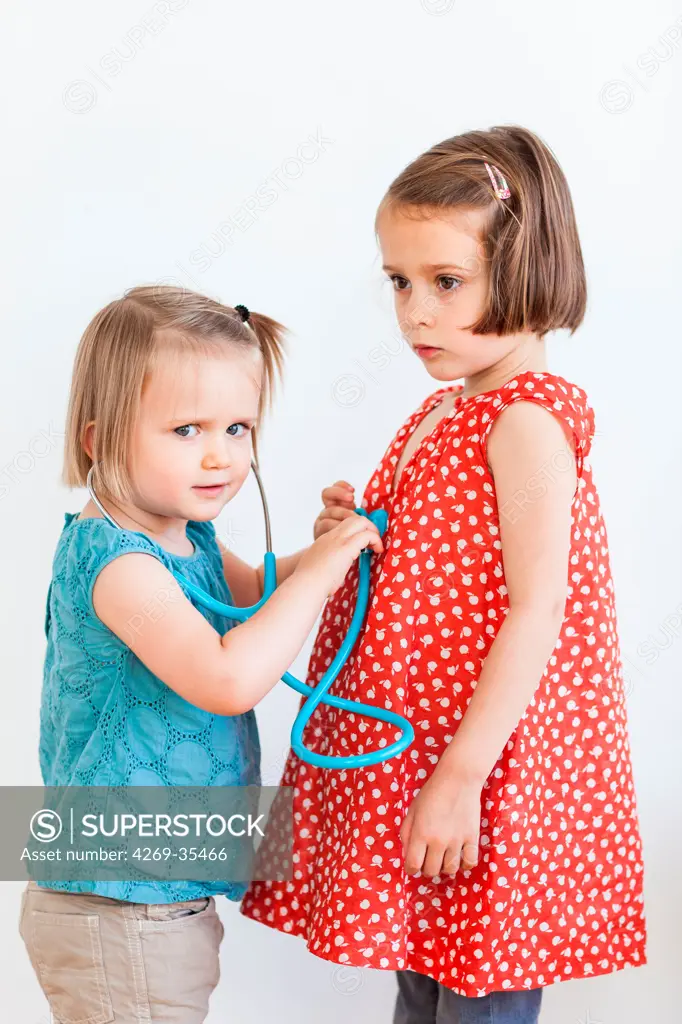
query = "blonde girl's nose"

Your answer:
(201, 434), (231, 469)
